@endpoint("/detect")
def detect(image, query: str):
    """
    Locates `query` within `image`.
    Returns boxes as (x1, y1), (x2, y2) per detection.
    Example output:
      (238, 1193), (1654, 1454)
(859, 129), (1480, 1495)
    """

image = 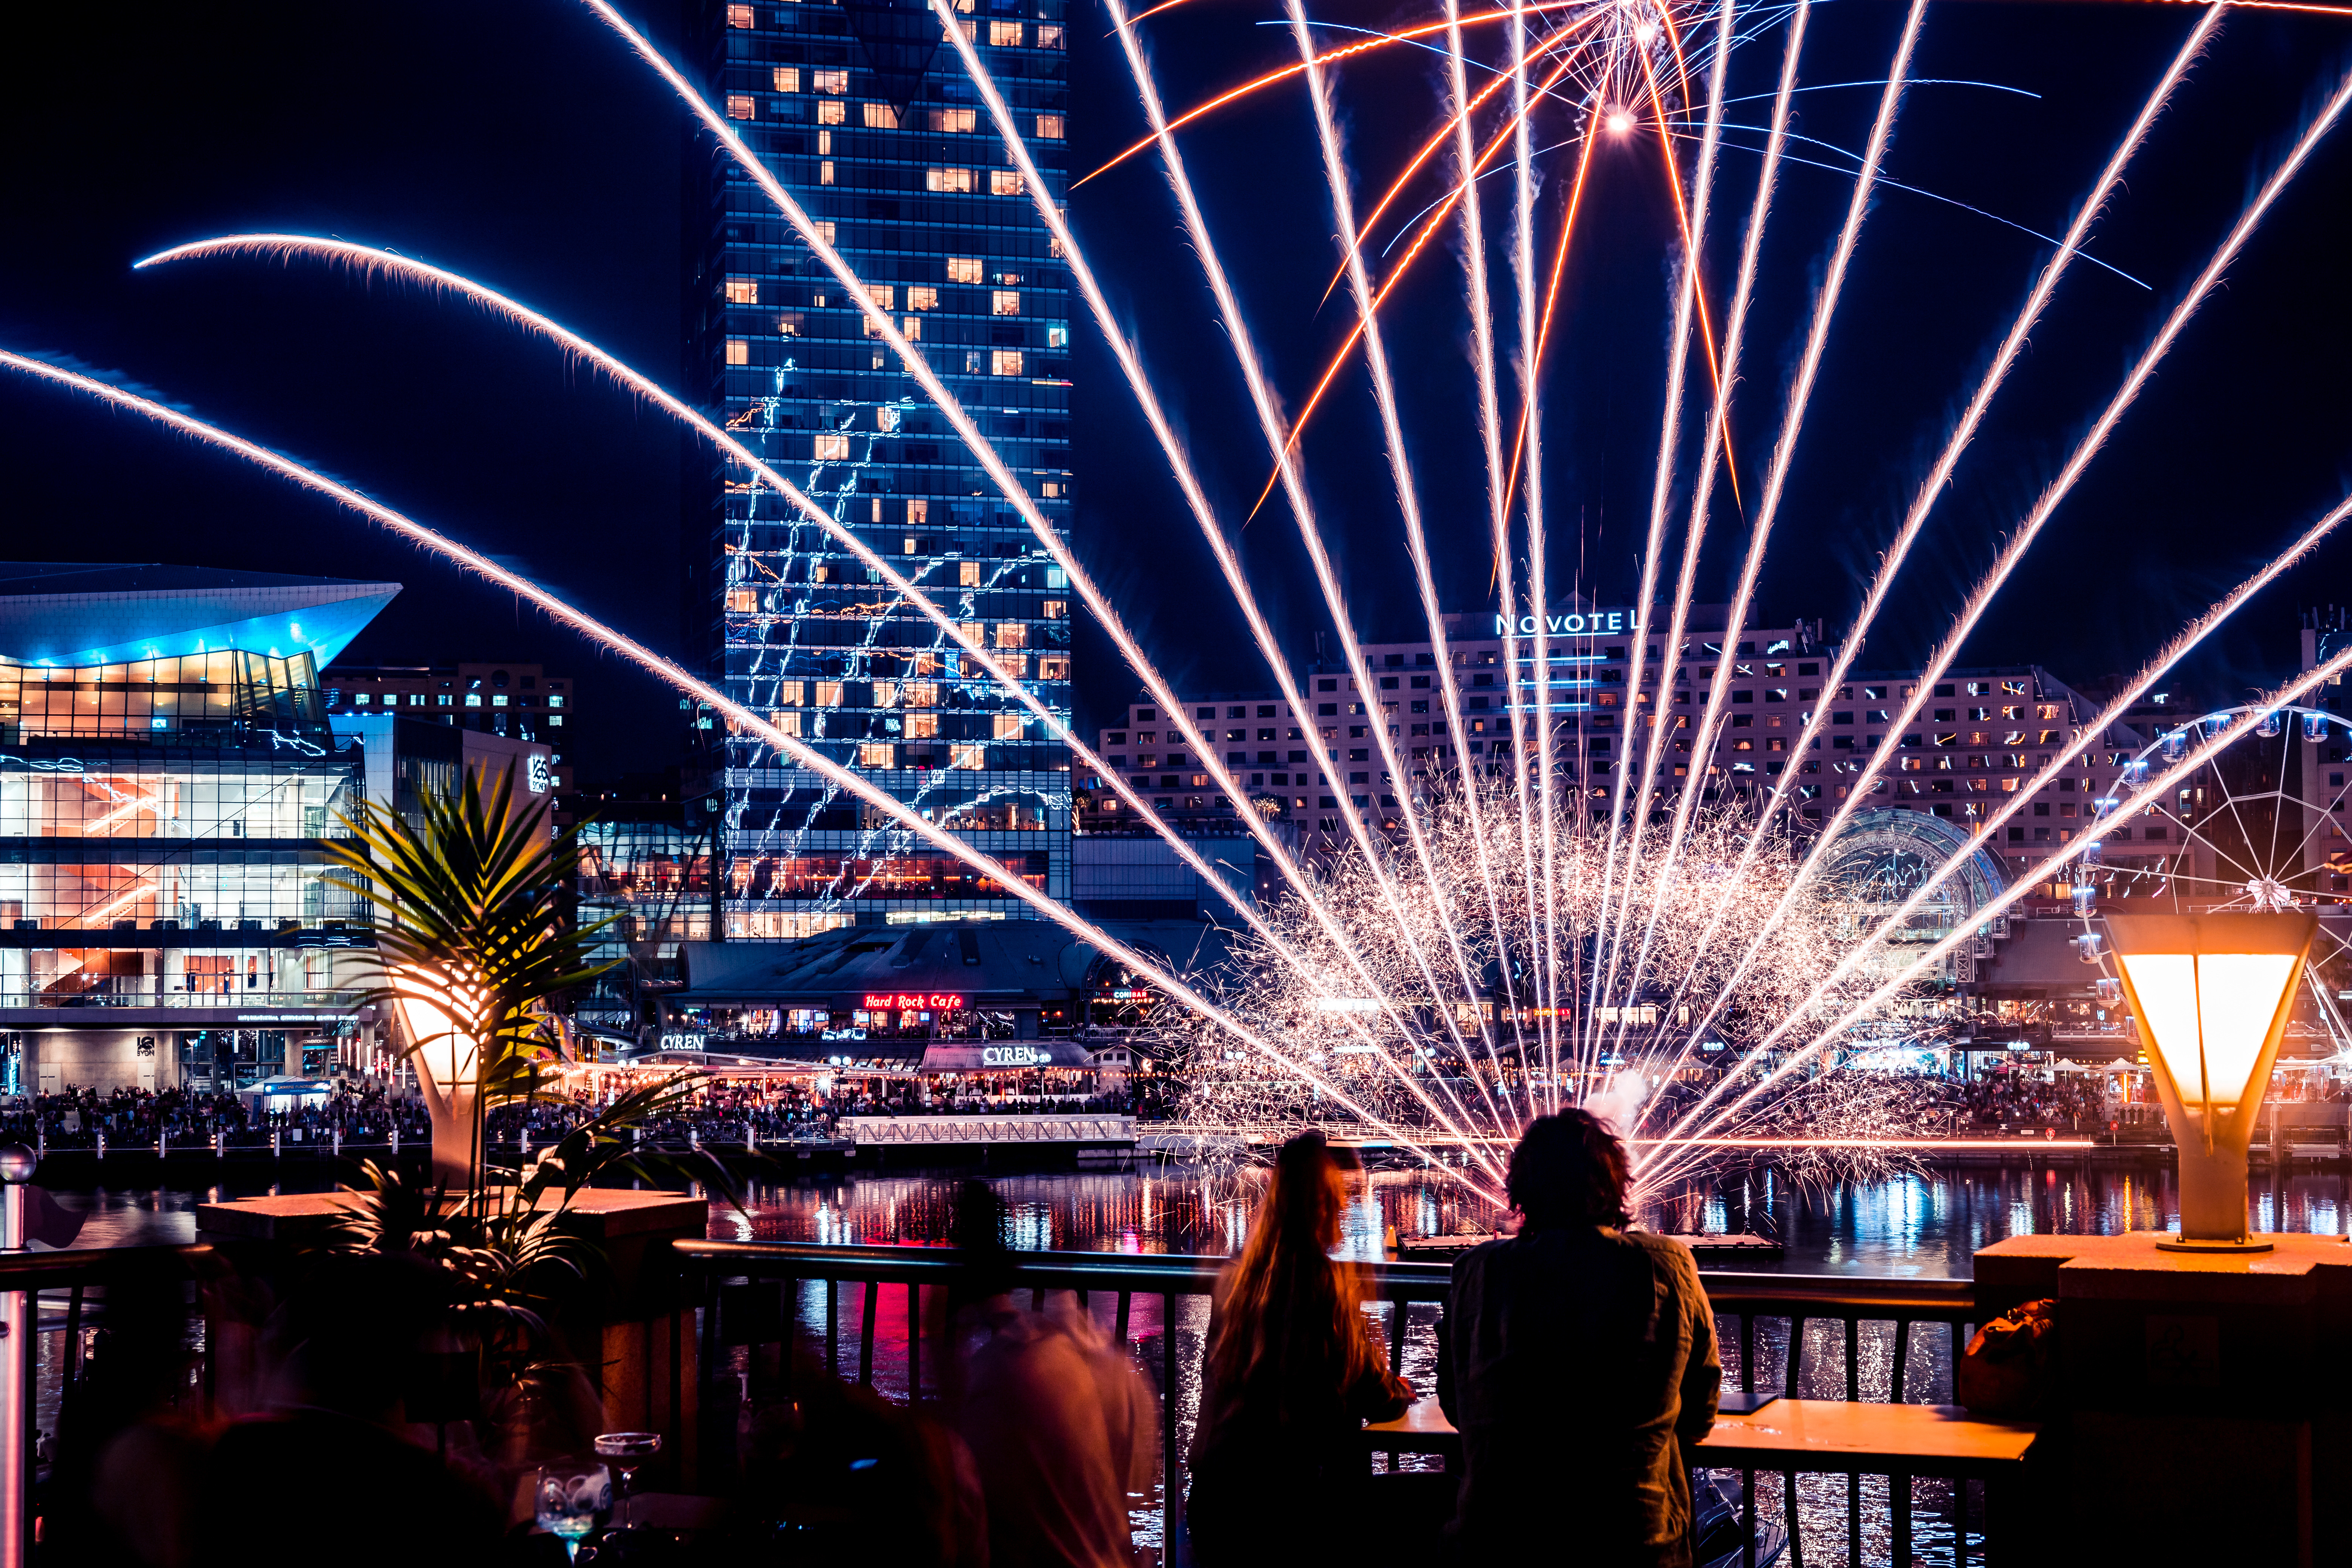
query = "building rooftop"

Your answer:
(0, 561), (399, 668)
